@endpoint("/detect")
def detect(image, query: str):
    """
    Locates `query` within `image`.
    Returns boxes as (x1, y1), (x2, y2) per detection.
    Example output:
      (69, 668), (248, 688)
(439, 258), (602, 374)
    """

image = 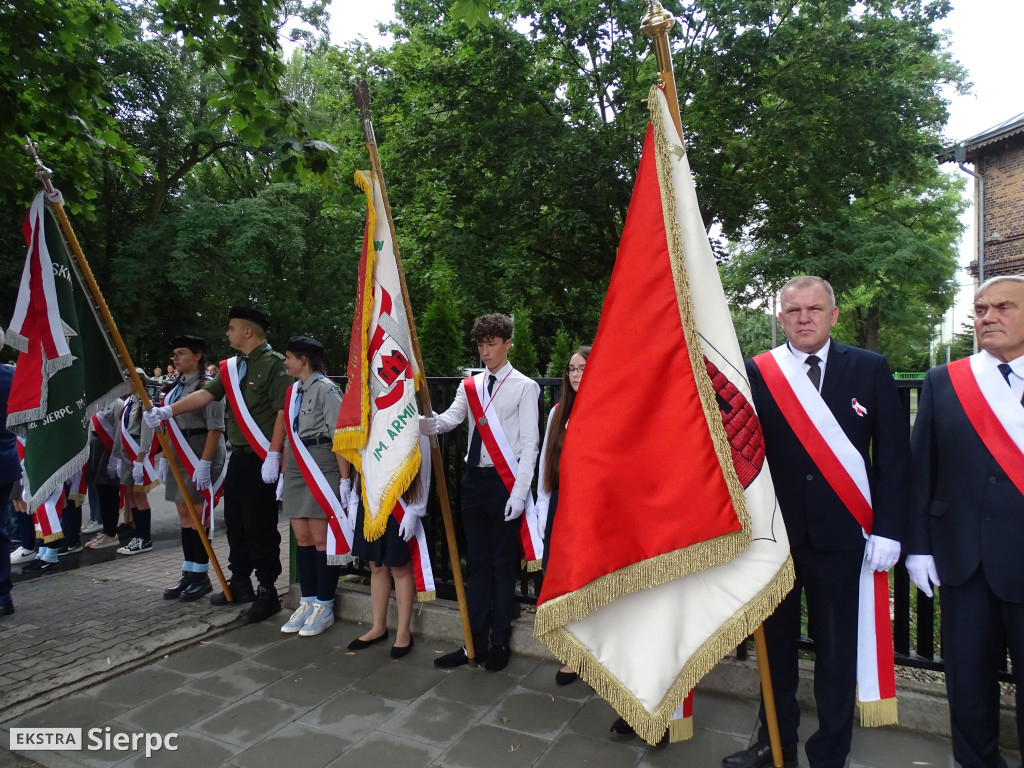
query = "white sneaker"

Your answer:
(281, 601), (314, 633)
(298, 603), (335, 637)
(81, 520), (102, 535)
(10, 546), (37, 565)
